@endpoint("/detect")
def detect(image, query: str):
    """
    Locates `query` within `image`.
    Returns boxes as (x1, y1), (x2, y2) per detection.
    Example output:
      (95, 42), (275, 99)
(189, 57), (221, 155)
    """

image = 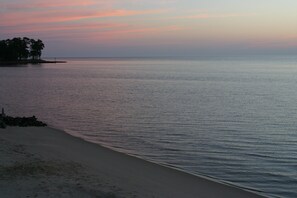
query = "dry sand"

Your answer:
(0, 127), (265, 198)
